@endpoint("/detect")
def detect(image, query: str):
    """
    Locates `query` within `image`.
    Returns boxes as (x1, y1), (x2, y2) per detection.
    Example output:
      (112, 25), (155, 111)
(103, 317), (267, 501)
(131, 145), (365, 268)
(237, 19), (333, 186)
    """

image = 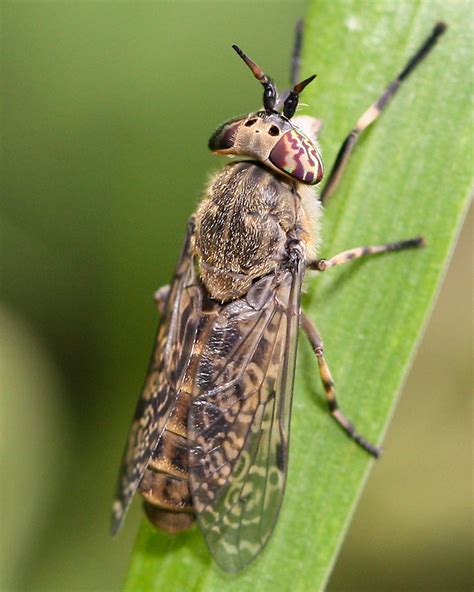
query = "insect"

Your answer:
(111, 21), (447, 572)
